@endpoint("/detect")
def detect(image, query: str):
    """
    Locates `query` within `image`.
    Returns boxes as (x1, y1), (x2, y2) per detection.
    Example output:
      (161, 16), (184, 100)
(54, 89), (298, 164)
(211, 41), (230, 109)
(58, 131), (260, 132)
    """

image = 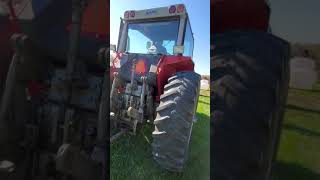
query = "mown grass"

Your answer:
(110, 90), (210, 180)
(273, 85), (320, 179)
